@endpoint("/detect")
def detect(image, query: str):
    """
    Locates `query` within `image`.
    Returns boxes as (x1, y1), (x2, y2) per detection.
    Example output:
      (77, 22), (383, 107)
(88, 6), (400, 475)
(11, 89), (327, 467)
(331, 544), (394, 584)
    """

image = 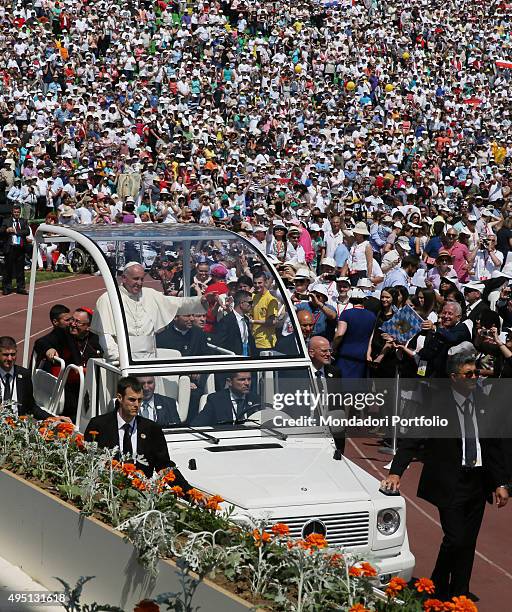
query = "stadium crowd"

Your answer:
(2, 0), (512, 602)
